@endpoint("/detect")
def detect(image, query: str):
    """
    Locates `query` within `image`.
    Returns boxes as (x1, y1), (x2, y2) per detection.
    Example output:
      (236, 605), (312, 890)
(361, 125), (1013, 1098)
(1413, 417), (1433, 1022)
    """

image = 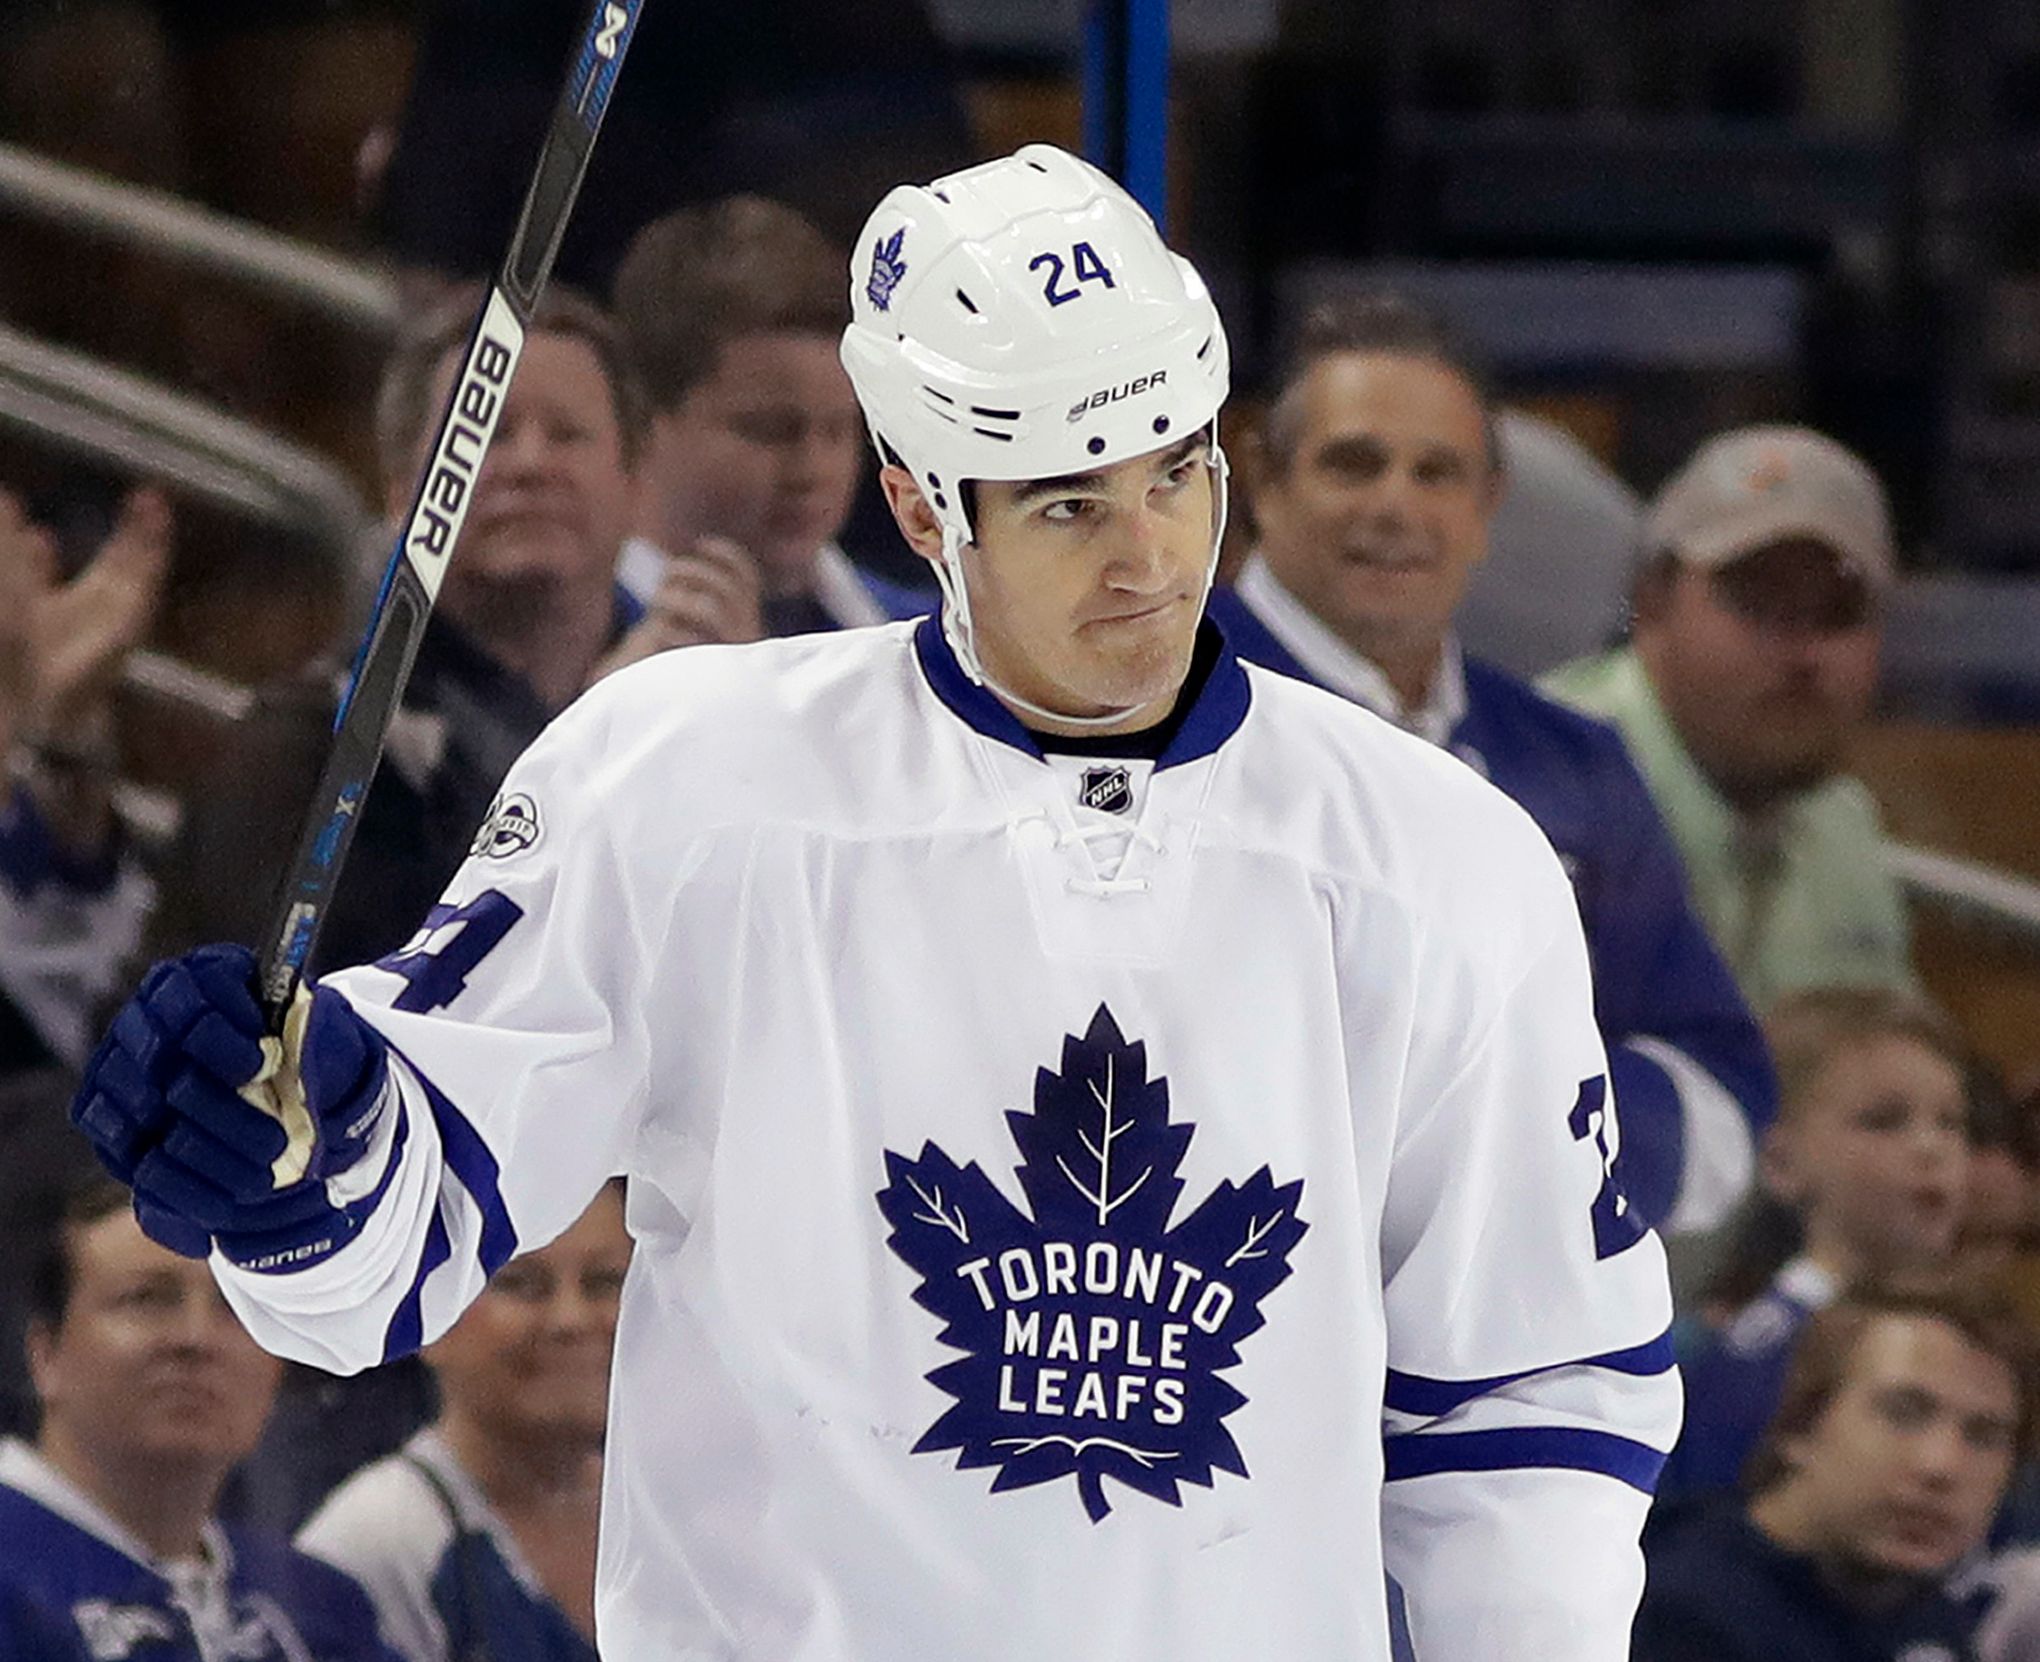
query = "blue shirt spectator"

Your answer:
(4, 1177), (397, 1662)
(1227, 287), (1773, 1238)
(1637, 1500), (1983, 1662)
(0, 1442), (395, 1662)
(1635, 1282), (2028, 1662)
